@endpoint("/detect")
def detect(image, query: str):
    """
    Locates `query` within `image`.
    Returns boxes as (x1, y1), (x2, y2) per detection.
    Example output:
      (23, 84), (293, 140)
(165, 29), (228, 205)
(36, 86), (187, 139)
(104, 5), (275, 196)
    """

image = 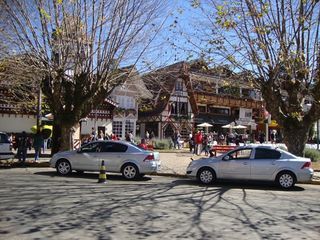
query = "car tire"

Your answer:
(56, 159), (72, 175)
(197, 167), (216, 185)
(276, 171), (296, 189)
(122, 163), (139, 180)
